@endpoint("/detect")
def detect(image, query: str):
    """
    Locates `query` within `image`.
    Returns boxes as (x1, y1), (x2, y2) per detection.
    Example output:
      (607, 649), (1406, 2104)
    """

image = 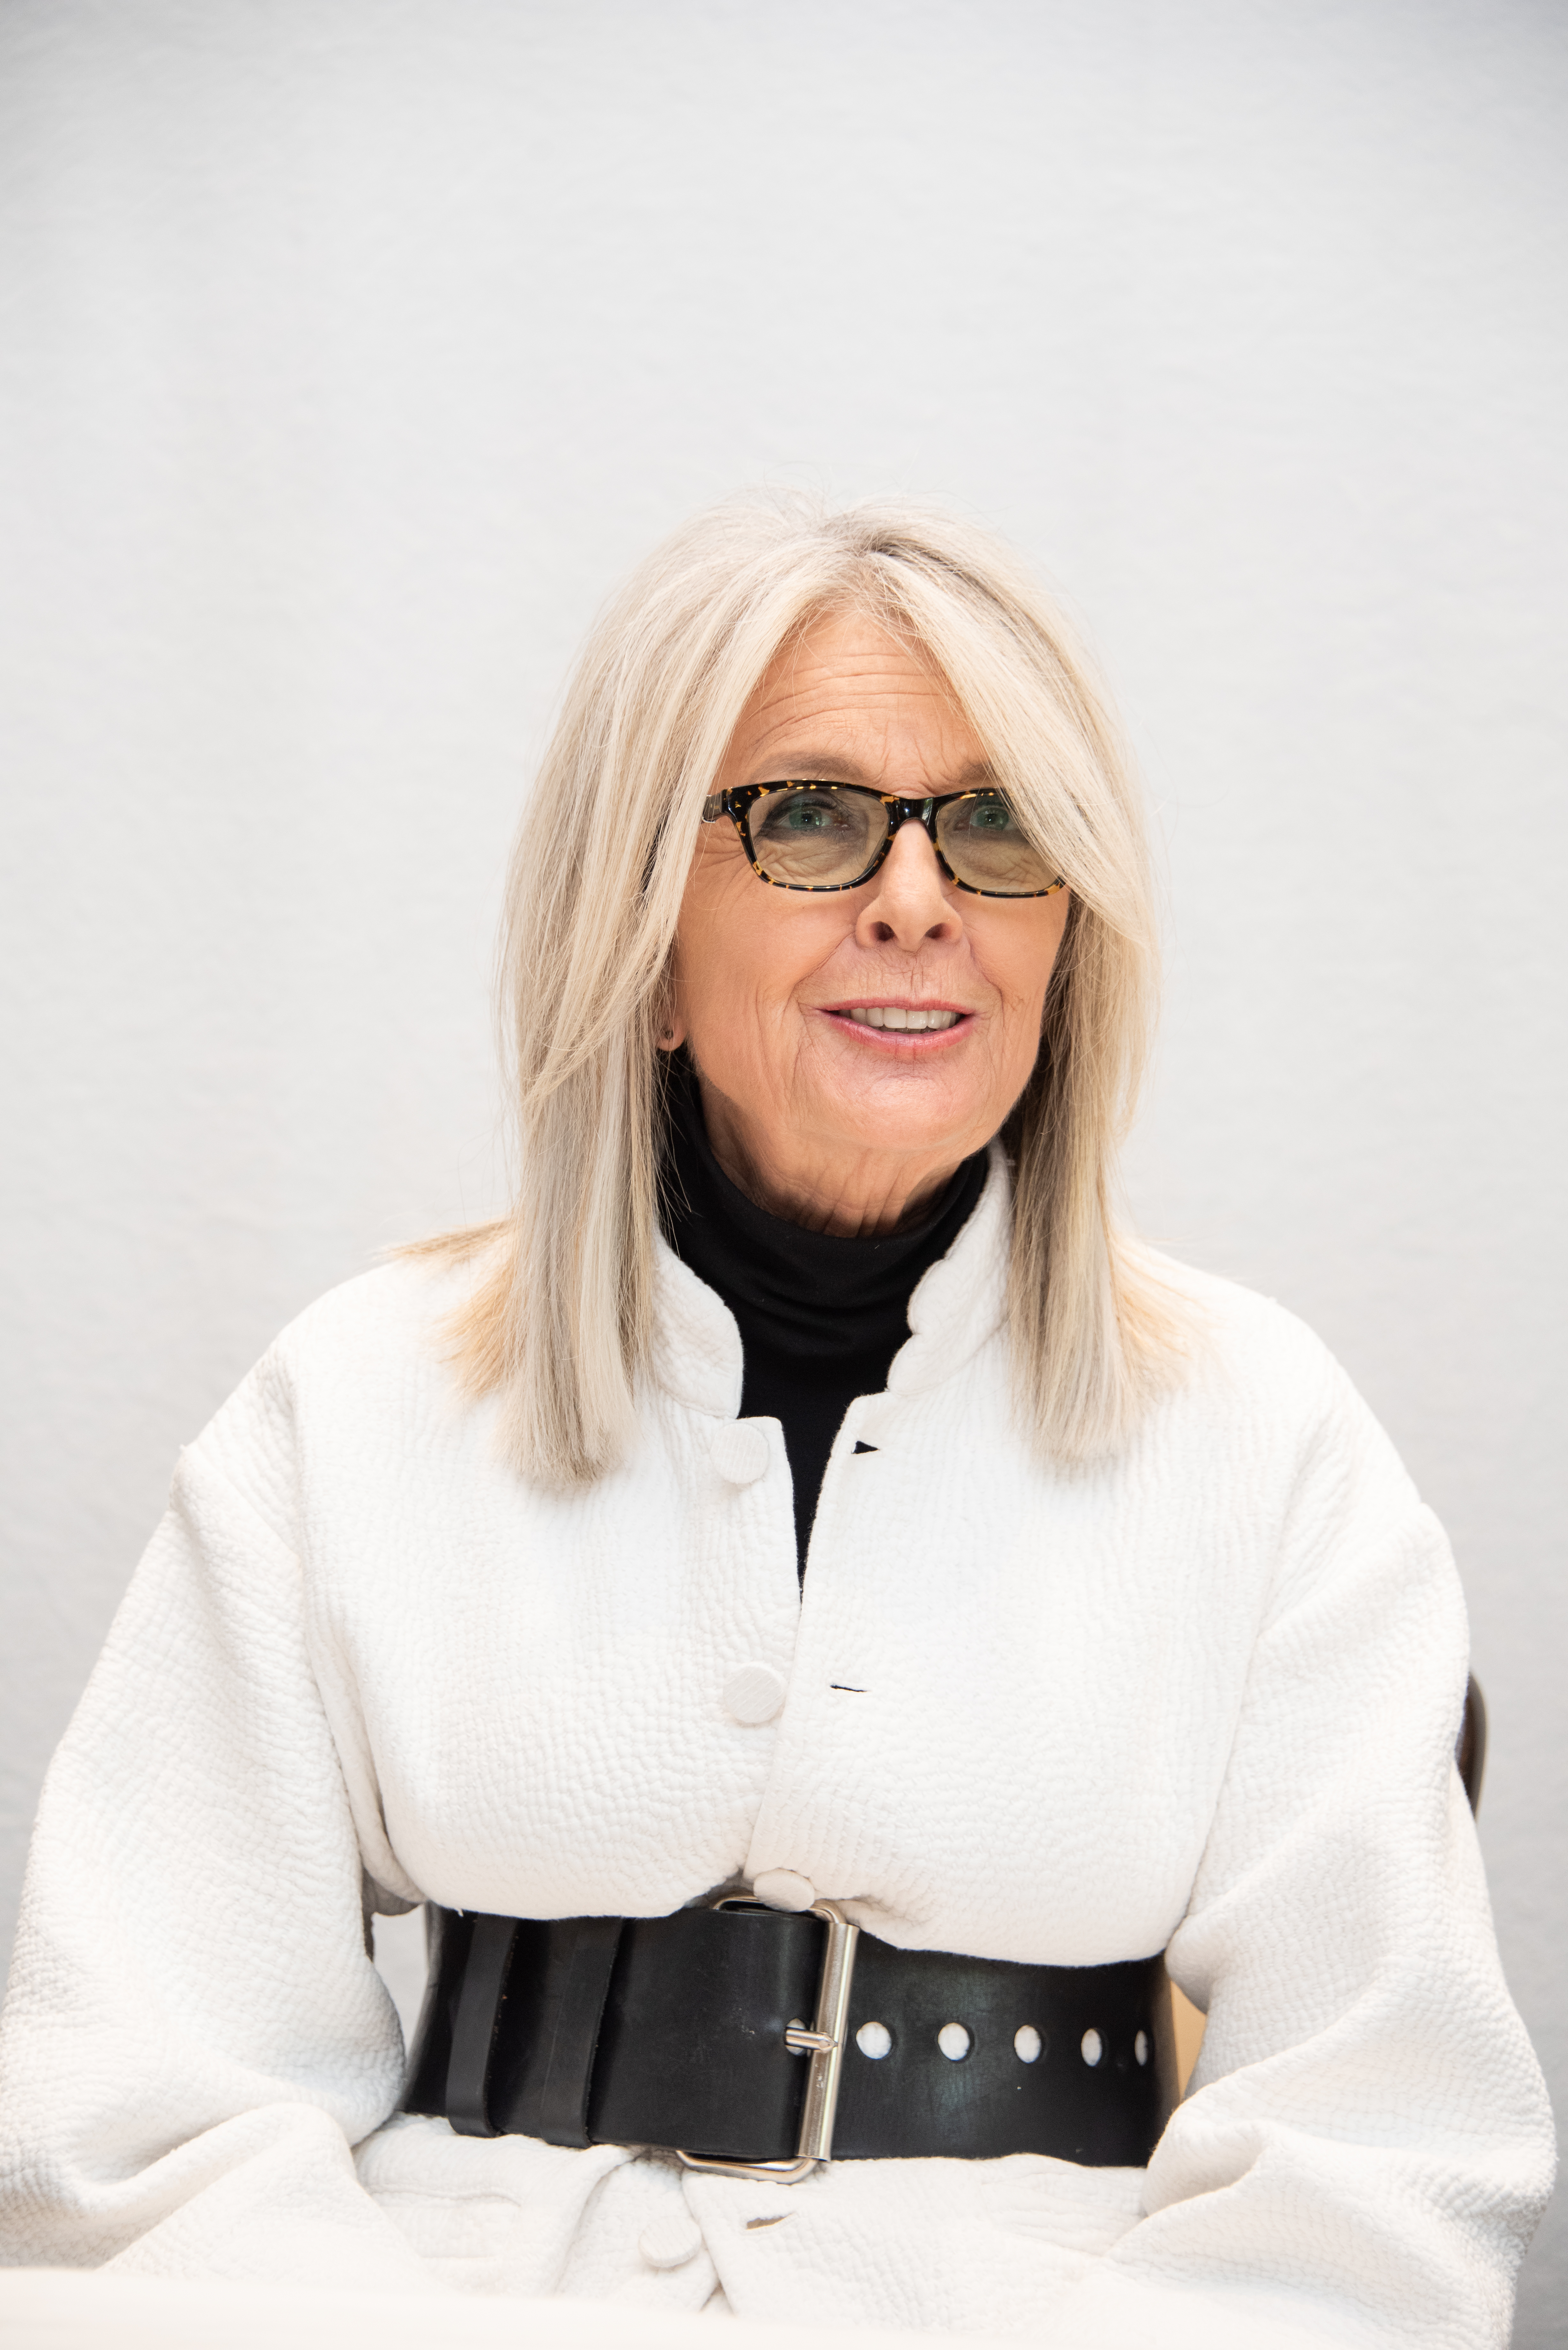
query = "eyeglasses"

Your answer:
(700, 782), (1065, 898)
